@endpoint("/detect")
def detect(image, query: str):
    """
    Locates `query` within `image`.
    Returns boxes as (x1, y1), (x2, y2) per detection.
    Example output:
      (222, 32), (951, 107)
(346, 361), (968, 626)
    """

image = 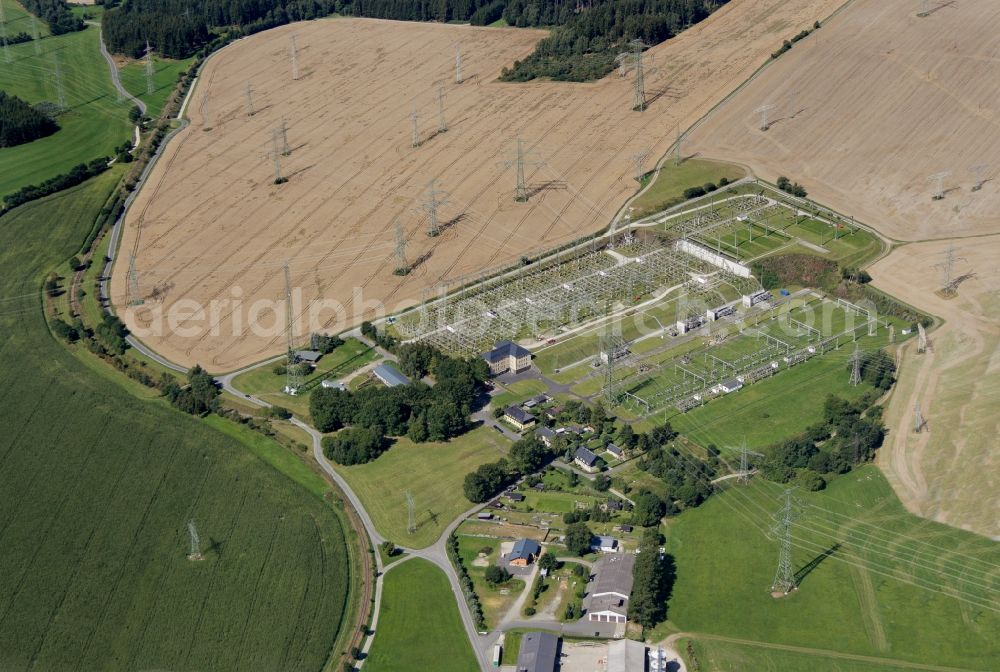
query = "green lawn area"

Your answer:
(119, 54), (195, 119)
(337, 426), (511, 548)
(0, 11), (132, 200)
(662, 466), (1000, 670)
(632, 158), (746, 218)
(491, 378), (549, 410)
(364, 558), (479, 672)
(684, 636), (958, 672)
(455, 535), (526, 628)
(655, 340), (884, 451)
(0, 176), (353, 669)
(230, 337), (378, 417)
